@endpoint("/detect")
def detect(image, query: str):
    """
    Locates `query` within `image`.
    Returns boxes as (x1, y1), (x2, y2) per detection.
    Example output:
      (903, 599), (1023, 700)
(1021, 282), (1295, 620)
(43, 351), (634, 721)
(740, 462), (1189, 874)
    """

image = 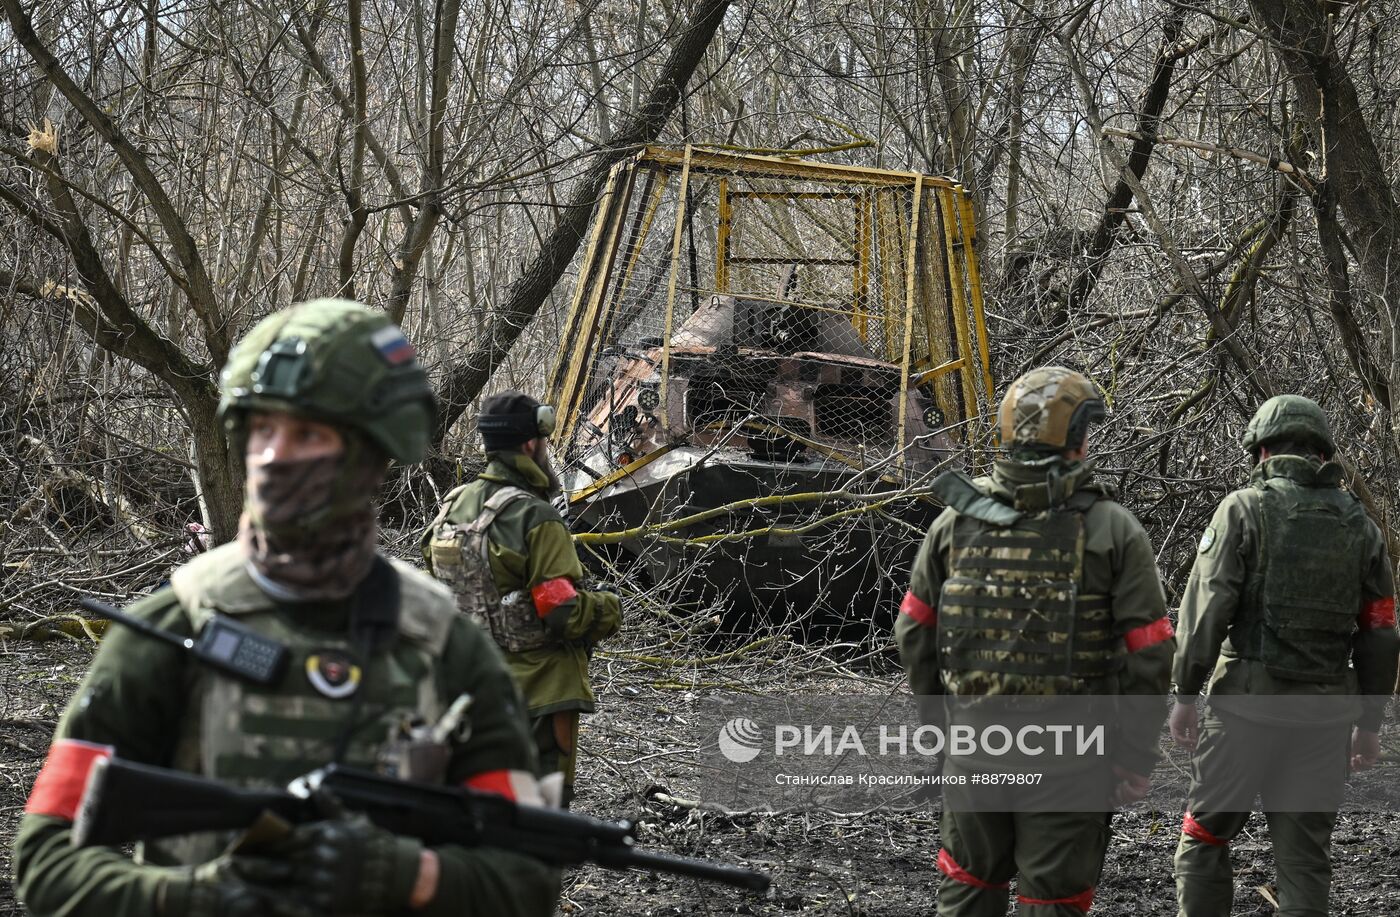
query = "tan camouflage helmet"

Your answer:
(998, 366), (1106, 452)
